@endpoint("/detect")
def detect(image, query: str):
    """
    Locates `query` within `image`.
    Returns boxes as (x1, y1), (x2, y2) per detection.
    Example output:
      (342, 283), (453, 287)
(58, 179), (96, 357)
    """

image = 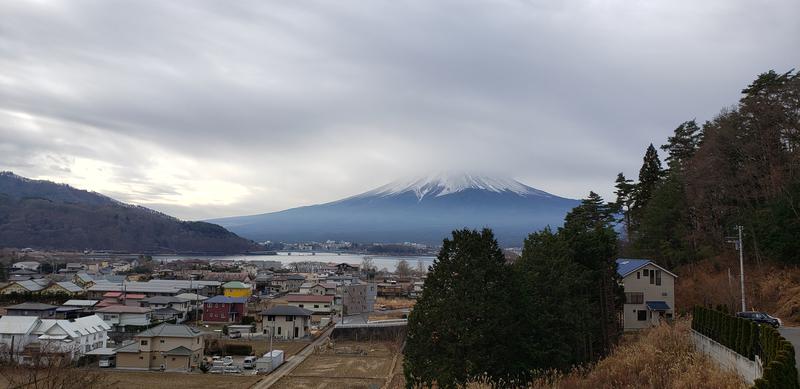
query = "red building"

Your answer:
(202, 296), (247, 323)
